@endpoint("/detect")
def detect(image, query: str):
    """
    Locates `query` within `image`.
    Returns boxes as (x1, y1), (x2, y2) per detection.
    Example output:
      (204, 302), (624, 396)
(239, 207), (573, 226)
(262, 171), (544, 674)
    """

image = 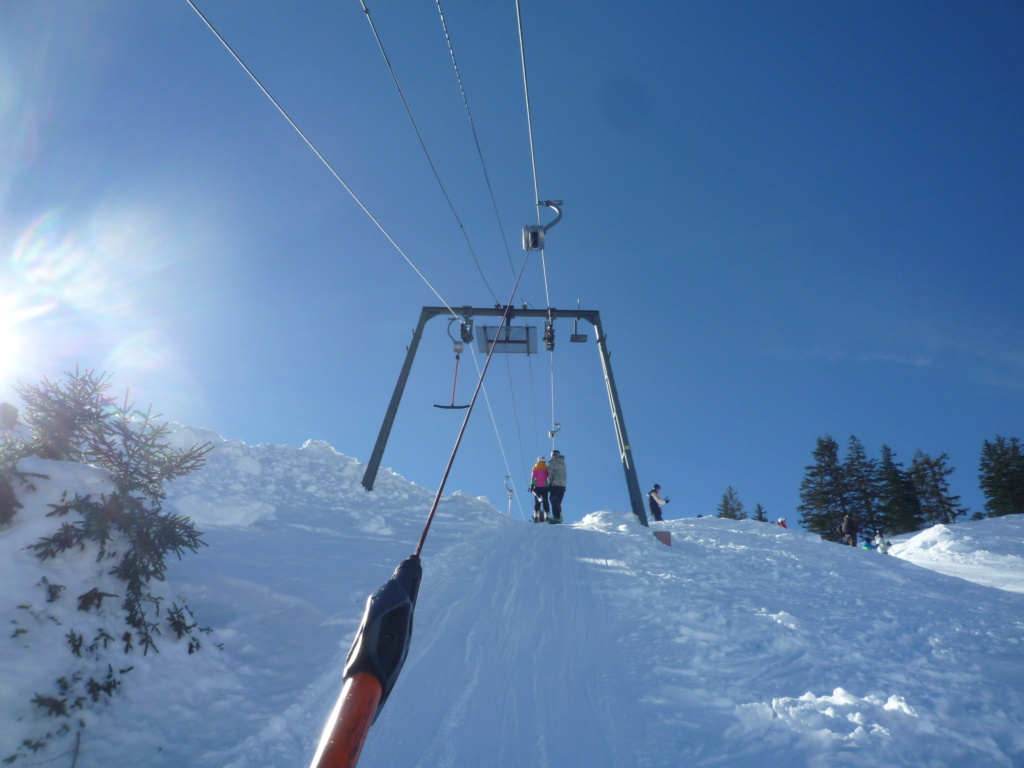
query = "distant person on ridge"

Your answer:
(840, 514), (859, 547)
(530, 456), (550, 523)
(874, 530), (892, 555)
(777, 518), (788, 529)
(647, 484), (669, 522)
(547, 450), (567, 524)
